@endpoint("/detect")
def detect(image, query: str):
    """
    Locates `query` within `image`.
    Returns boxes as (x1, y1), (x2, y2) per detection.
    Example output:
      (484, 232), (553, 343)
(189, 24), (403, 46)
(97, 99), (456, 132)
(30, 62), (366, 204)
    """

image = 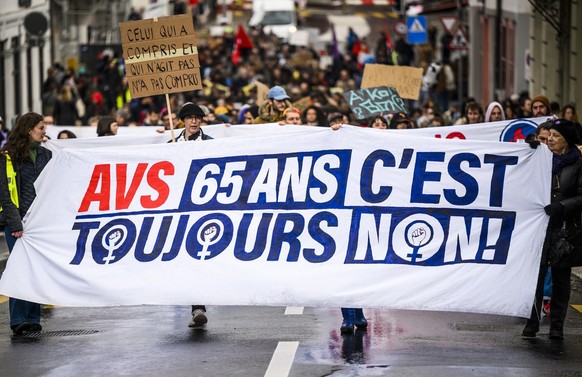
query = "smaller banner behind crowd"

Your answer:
(45, 116), (548, 145)
(0, 126), (551, 317)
